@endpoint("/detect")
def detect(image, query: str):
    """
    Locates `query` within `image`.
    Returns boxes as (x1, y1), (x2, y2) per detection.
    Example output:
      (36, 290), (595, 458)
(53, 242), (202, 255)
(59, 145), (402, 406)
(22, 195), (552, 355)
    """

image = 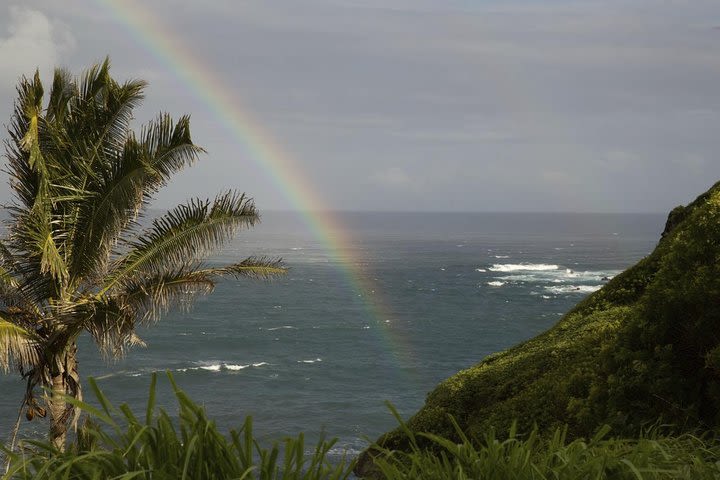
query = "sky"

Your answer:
(0, 0), (719, 213)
